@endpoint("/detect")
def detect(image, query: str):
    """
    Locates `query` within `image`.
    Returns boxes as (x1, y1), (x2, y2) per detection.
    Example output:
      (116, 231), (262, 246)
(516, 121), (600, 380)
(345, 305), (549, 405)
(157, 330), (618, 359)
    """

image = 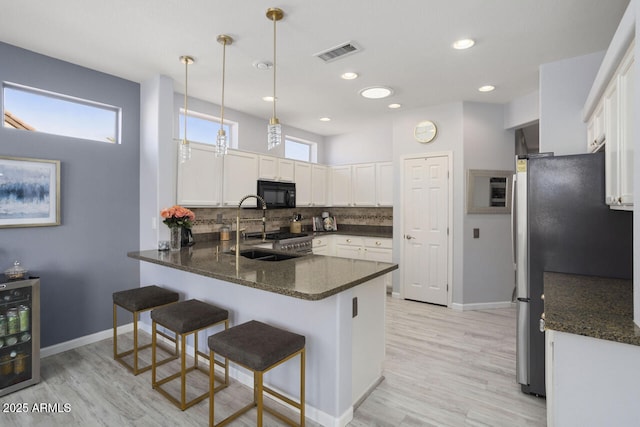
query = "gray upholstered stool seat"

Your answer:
(151, 299), (229, 411)
(208, 320), (305, 427)
(112, 285), (179, 375)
